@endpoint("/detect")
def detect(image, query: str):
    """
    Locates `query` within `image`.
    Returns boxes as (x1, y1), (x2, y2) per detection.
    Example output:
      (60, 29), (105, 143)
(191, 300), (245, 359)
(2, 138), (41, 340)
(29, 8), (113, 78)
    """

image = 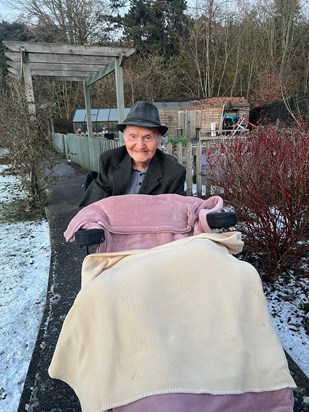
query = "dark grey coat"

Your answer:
(79, 146), (186, 207)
